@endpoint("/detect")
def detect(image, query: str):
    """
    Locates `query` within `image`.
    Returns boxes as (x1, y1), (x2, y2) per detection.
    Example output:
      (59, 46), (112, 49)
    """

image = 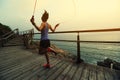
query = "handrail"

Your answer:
(21, 29), (34, 48)
(2, 28), (19, 37)
(1, 28), (19, 47)
(34, 38), (120, 43)
(47, 28), (120, 33)
(20, 28), (34, 35)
